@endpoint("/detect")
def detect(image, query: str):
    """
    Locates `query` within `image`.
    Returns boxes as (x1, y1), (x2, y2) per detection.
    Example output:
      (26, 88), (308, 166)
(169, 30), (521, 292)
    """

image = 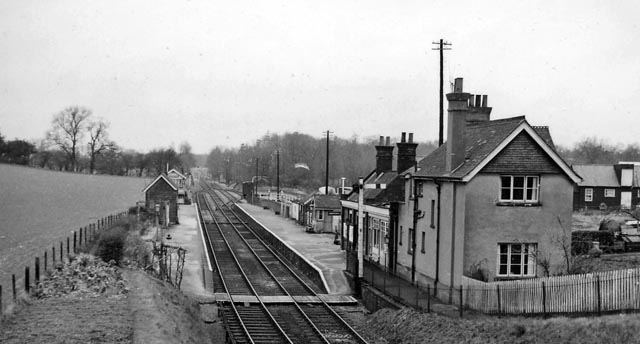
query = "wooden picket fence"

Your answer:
(462, 268), (640, 315)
